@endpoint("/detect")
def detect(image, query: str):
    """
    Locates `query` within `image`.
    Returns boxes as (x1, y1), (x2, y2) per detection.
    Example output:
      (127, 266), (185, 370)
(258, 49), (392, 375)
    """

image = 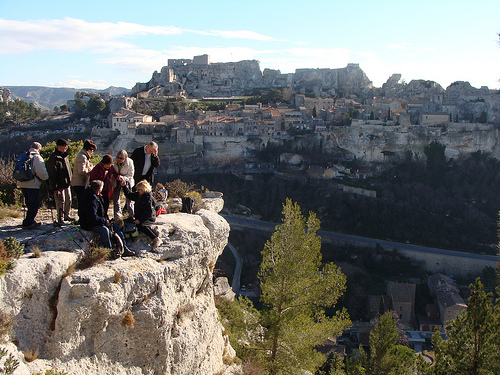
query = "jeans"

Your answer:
(92, 223), (127, 249)
(21, 188), (40, 226)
